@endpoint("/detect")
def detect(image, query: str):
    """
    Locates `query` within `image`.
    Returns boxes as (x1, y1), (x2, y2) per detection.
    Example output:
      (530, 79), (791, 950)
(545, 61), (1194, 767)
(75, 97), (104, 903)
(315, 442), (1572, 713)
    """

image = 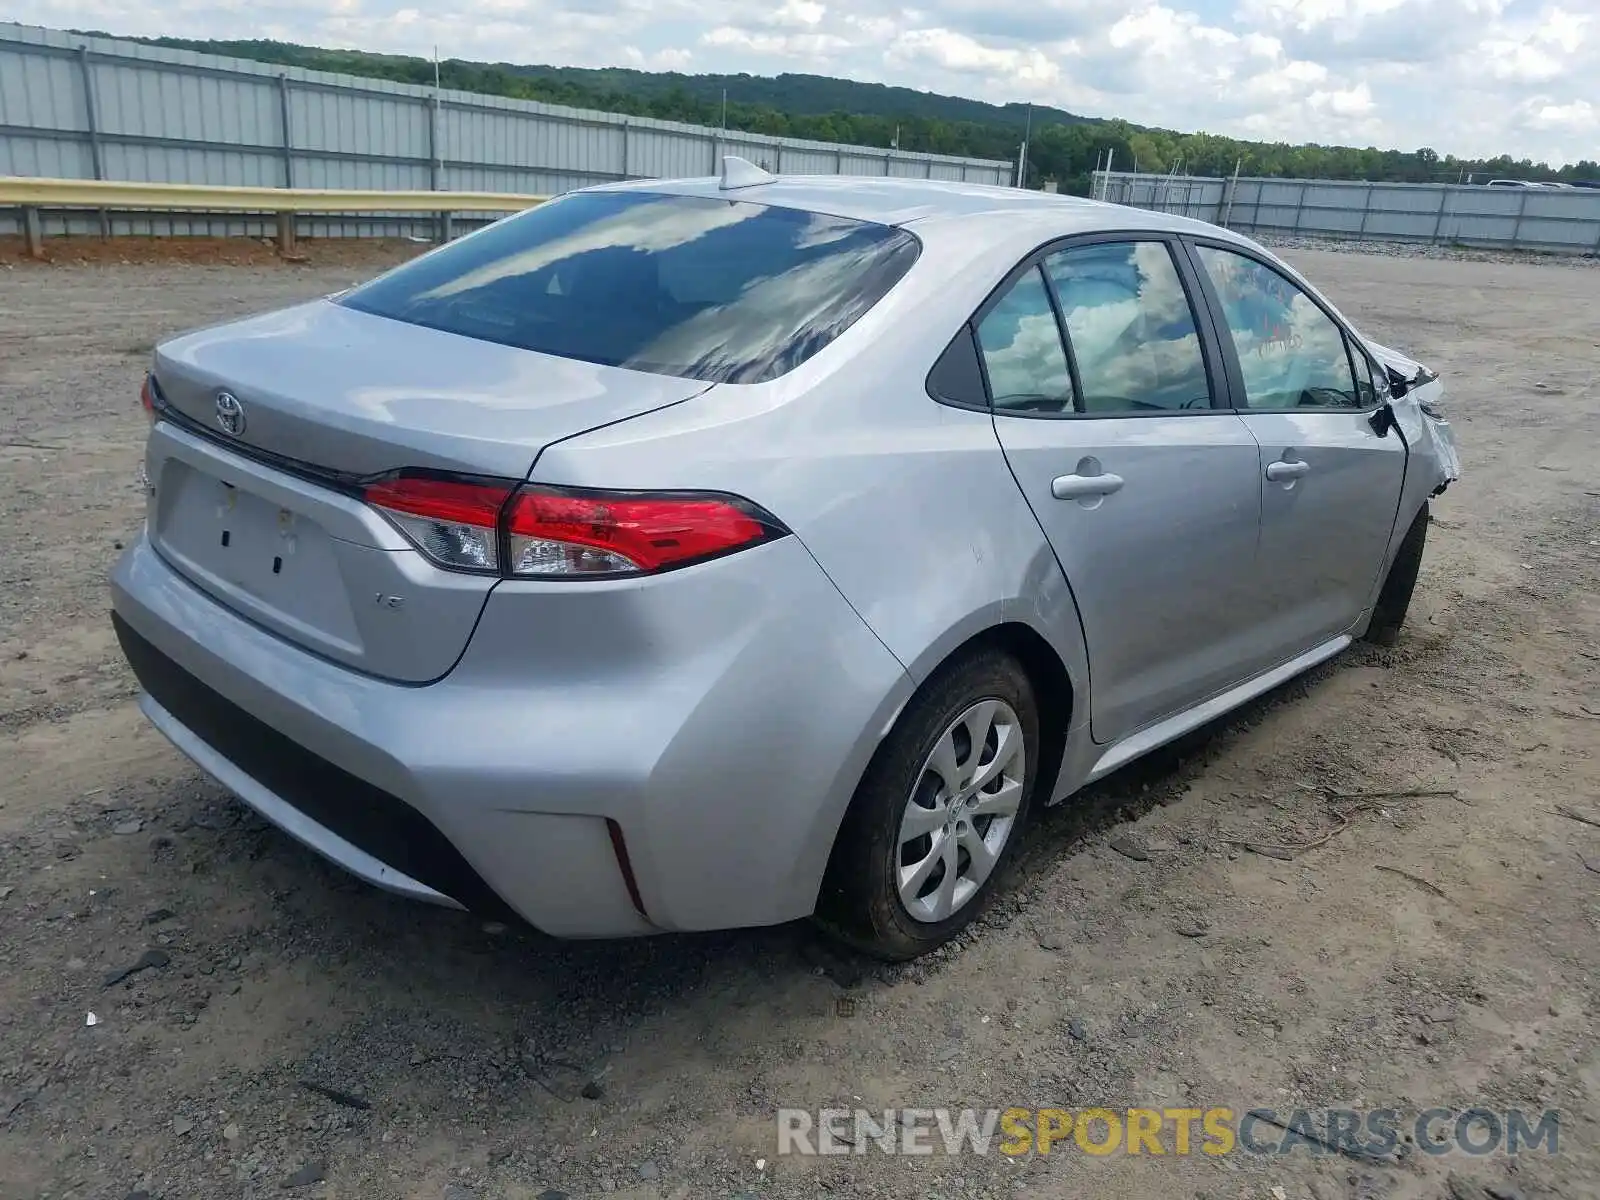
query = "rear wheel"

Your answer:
(1366, 503), (1429, 646)
(817, 649), (1039, 961)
